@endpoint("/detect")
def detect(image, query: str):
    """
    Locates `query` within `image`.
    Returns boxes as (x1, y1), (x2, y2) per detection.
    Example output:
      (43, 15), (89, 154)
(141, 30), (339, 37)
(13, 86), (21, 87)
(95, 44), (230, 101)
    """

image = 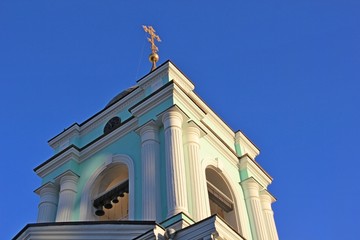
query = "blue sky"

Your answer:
(0, 1), (359, 239)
